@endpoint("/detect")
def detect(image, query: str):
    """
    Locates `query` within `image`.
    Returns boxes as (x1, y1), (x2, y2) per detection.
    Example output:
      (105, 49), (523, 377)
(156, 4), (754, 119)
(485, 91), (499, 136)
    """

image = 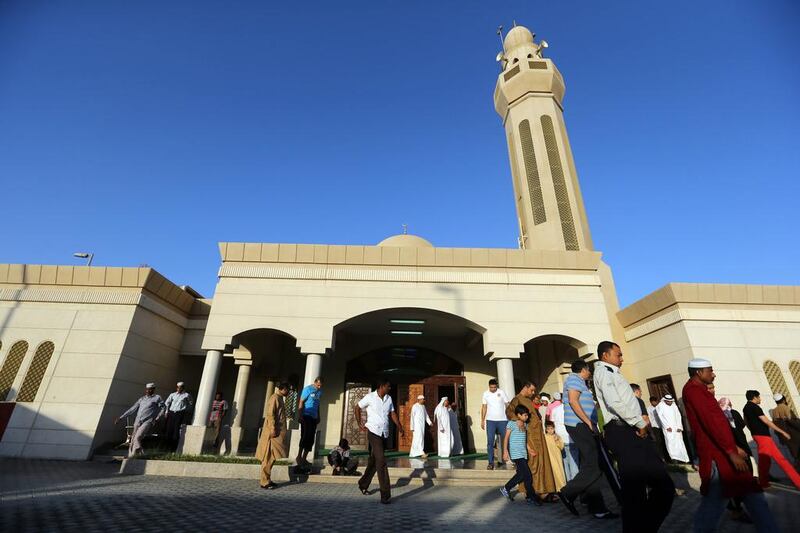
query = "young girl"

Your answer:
(544, 420), (566, 491)
(500, 404), (542, 505)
